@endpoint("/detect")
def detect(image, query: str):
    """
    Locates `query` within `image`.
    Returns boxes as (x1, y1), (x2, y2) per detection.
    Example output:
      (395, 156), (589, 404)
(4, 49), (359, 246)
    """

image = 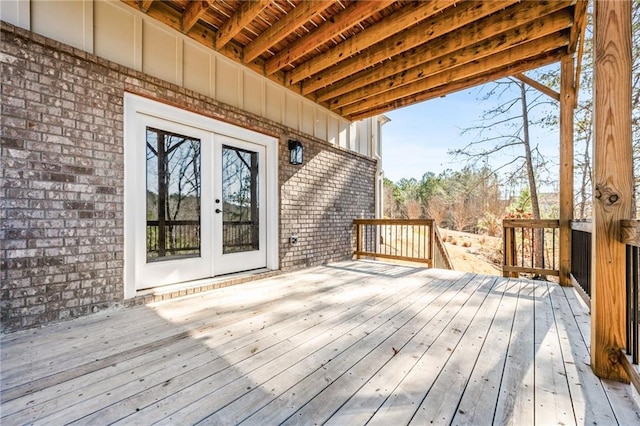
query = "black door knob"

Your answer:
(215, 208), (222, 214)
